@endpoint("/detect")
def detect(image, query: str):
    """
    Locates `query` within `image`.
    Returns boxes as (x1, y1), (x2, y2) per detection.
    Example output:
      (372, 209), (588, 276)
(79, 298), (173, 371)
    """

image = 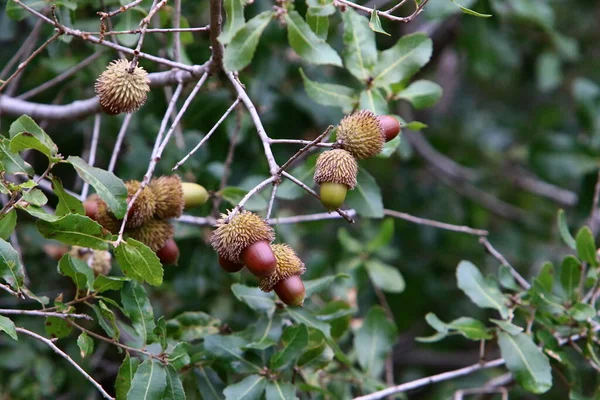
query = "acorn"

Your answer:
(95, 59), (150, 115)
(211, 210), (276, 277)
(181, 182), (209, 208)
(313, 149), (358, 211)
(86, 194), (121, 234)
(125, 180), (156, 228)
(336, 110), (386, 160)
(128, 219), (174, 252)
(259, 244), (306, 306)
(149, 175), (185, 219)
(69, 246), (112, 276)
(218, 254), (244, 273)
(378, 115), (401, 142)
(156, 238), (179, 265)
